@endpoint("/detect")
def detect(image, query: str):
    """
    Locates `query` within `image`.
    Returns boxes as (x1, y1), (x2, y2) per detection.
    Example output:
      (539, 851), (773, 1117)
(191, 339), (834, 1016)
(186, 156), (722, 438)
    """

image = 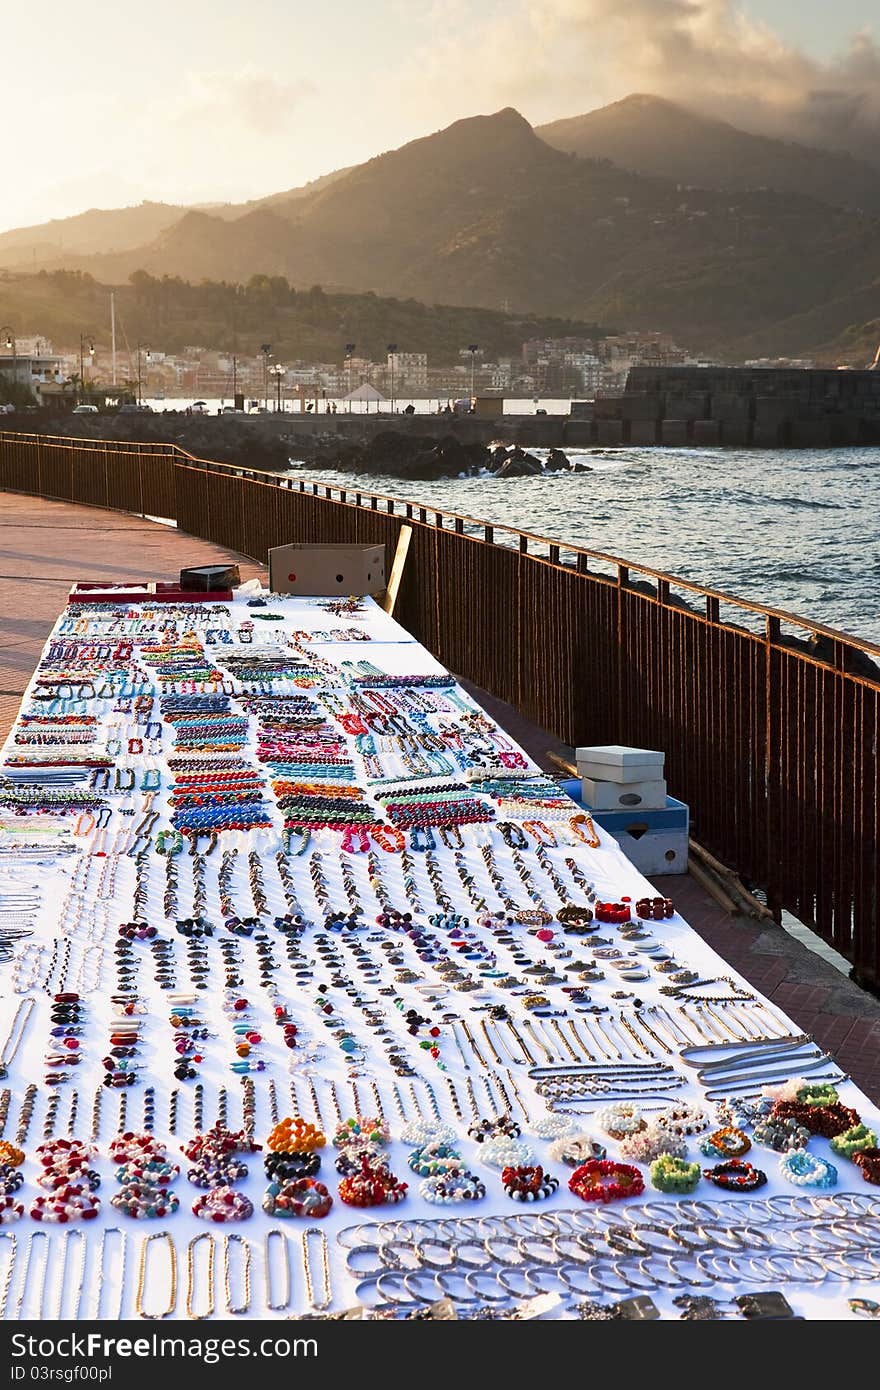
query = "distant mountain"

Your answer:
(0, 170), (352, 268)
(0, 202), (185, 268)
(3, 106), (880, 357)
(538, 95), (880, 213)
(192, 167), (353, 221)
